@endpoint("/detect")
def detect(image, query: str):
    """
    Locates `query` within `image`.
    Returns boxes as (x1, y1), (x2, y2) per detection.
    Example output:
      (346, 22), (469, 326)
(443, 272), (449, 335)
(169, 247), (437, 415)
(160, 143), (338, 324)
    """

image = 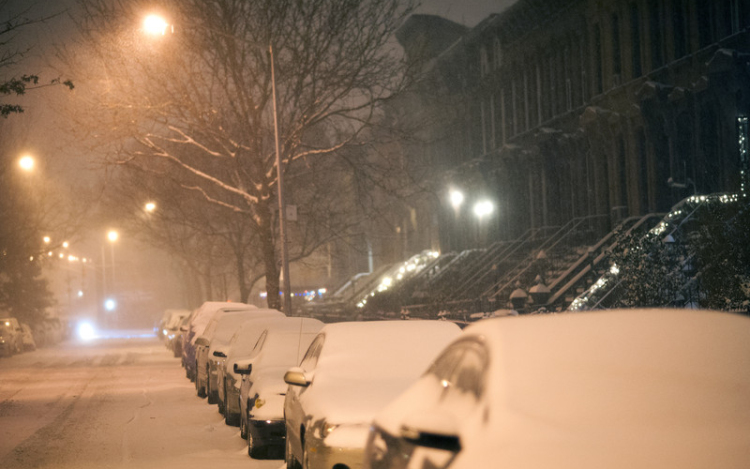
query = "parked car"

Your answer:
(363, 309), (750, 469)
(217, 315), (290, 423)
(162, 309), (190, 351)
(171, 315), (191, 358)
(182, 301), (256, 381)
(159, 309), (190, 343)
(284, 320), (461, 469)
(0, 327), (15, 356)
(236, 317), (324, 458)
(195, 308), (284, 402)
(20, 324), (36, 351)
(0, 318), (23, 354)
